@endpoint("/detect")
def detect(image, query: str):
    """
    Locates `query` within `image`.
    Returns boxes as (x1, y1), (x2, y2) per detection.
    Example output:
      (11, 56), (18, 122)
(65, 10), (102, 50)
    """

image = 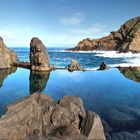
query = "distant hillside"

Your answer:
(69, 17), (140, 53)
